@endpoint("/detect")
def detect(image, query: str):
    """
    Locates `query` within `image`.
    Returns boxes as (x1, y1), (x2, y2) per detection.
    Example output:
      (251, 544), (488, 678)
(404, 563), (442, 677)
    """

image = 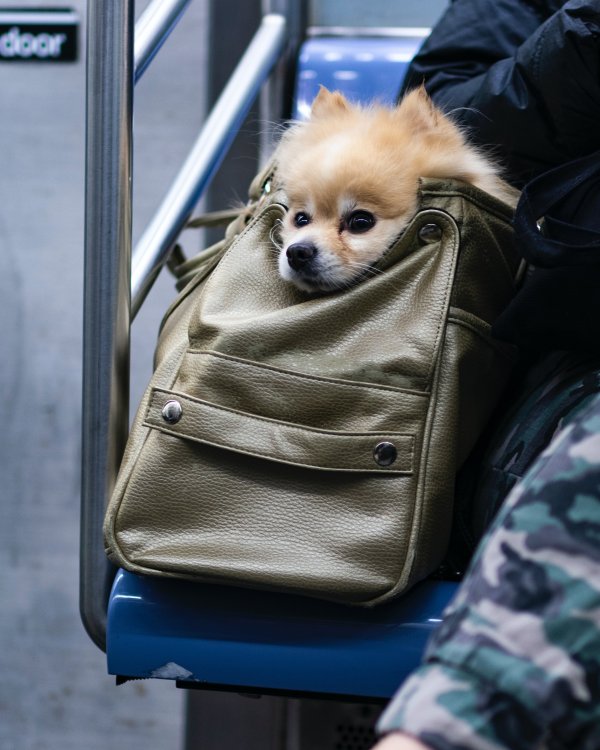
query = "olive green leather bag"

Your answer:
(104, 170), (520, 606)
